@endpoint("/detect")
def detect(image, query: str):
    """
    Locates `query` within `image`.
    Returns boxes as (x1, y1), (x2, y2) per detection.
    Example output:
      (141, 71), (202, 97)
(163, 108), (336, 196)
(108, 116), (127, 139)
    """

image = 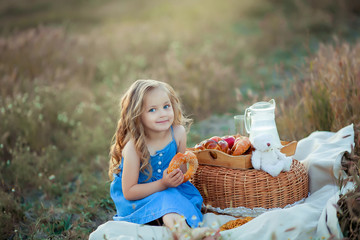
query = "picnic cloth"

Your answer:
(89, 124), (355, 240)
